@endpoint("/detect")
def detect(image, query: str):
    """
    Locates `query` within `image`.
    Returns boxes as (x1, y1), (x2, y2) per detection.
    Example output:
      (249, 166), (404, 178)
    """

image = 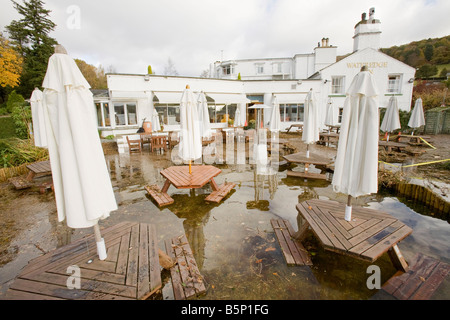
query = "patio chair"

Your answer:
(151, 135), (167, 153)
(127, 135), (142, 153)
